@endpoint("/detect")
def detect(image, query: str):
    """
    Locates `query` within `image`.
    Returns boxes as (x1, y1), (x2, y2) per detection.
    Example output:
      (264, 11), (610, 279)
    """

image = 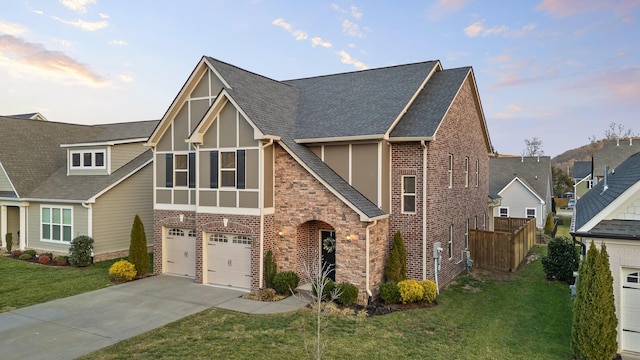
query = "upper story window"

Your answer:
(475, 159), (479, 187)
(464, 157), (469, 188)
(71, 150), (105, 169)
(209, 150), (245, 189)
(499, 207), (509, 217)
(448, 224), (453, 259)
(402, 175), (416, 213)
(526, 208), (536, 219)
(165, 152), (195, 188)
(448, 154), (454, 188)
